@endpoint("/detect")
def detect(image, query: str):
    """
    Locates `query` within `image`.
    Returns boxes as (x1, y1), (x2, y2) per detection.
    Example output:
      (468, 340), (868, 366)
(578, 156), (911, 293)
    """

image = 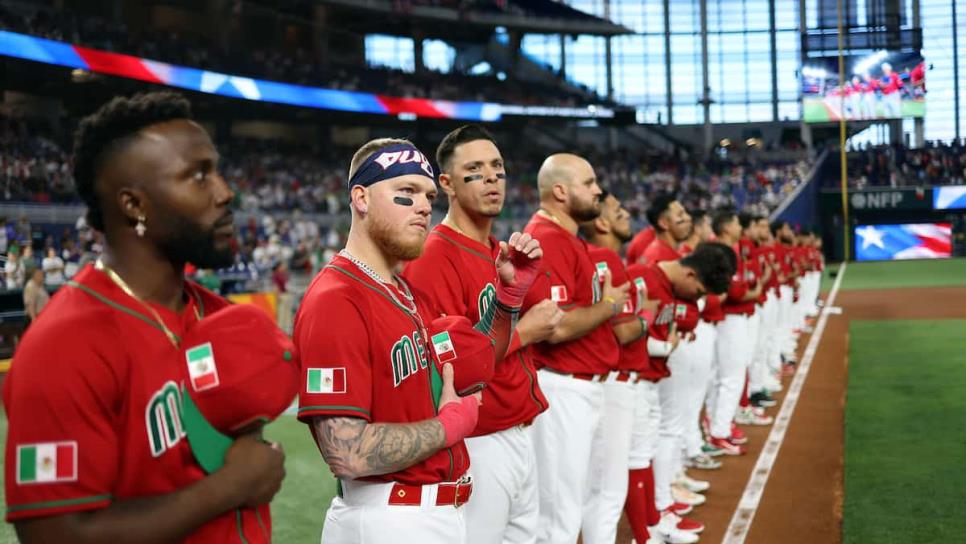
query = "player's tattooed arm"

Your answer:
(312, 416), (445, 479)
